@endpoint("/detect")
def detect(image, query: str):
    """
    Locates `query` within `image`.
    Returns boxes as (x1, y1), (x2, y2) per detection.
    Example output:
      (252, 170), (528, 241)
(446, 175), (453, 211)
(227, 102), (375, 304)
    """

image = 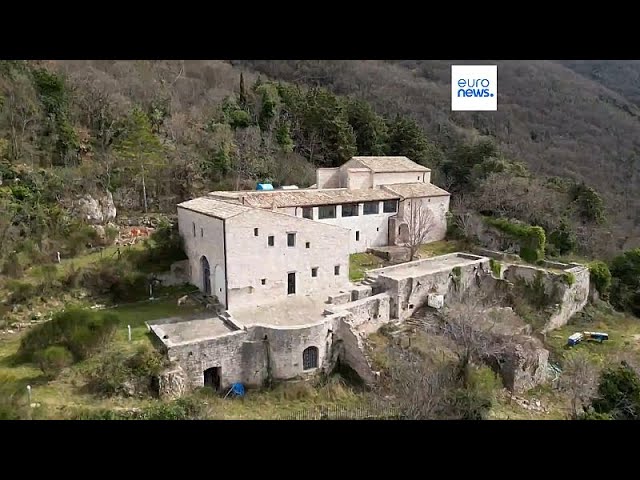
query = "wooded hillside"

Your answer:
(0, 60), (637, 274)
